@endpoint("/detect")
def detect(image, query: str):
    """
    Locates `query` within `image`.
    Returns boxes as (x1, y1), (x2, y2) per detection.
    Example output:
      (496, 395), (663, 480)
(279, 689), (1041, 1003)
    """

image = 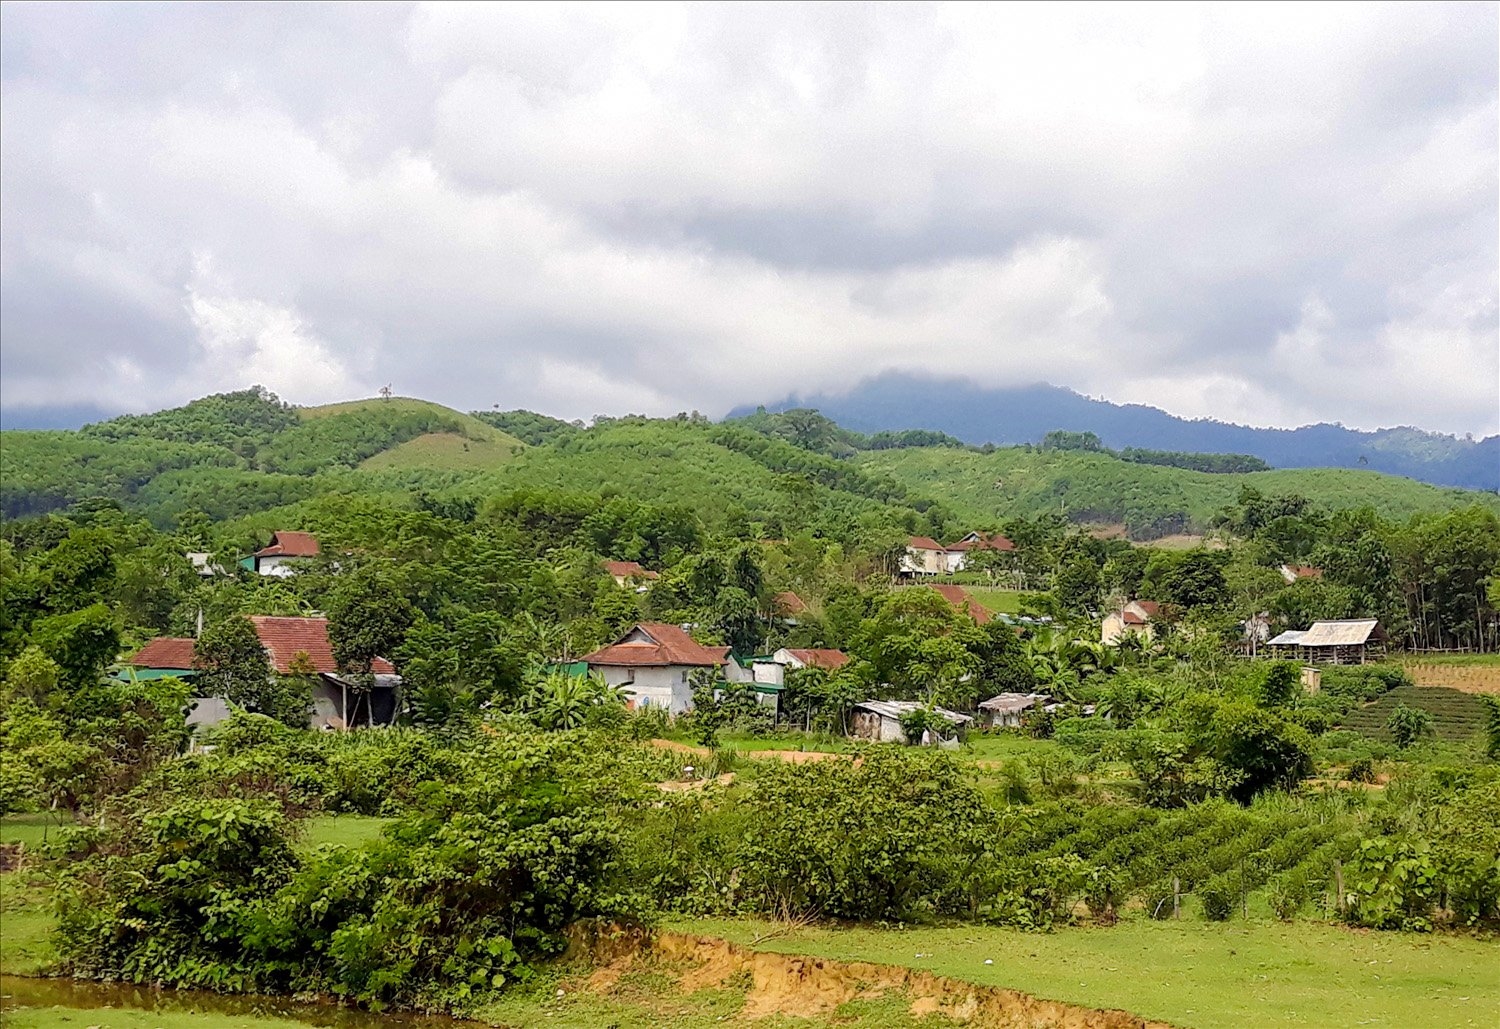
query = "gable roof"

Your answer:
(580, 622), (729, 668)
(773, 590), (808, 615)
(135, 618), (394, 677)
(603, 560), (658, 580)
(854, 699), (972, 725)
(947, 532), (1016, 552)
(1300, 619), (1380, 647)
(782, 648), (850, 670)
(925, 583), (993, 622)
(906, 536), (946, 551)
(130, 637), (197, 670)
(1120, 599), (1160, 625)
(979, 692), (1048, 714)
(254, 531), (320, 559)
